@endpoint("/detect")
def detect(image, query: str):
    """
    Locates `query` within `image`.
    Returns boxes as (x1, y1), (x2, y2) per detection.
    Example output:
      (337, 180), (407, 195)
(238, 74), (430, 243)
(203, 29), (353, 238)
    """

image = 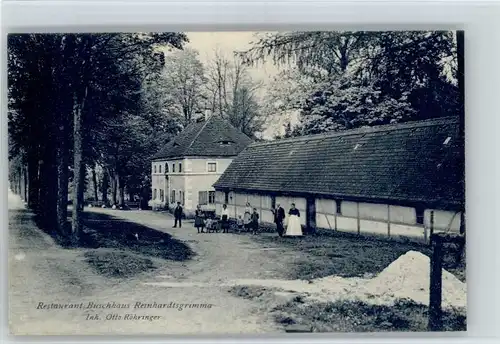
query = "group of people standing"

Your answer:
(271, 202), (303, 237)
(174, 200), (303, 237)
